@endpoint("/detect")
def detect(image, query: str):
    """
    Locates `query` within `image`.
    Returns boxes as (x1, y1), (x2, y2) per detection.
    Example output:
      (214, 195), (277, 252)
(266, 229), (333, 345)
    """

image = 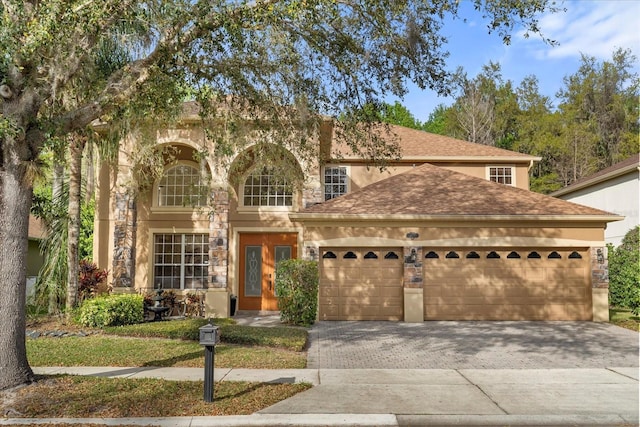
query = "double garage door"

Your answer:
(319, 247), (592, 321)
